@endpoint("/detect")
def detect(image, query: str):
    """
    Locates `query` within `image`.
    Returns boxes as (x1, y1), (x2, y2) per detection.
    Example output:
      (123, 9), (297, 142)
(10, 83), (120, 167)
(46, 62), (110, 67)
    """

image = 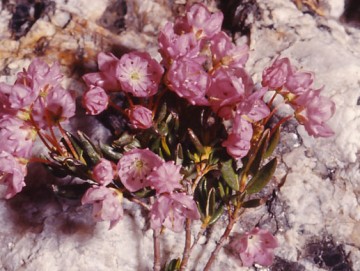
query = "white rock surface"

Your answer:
(1, 0), (360, 270)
